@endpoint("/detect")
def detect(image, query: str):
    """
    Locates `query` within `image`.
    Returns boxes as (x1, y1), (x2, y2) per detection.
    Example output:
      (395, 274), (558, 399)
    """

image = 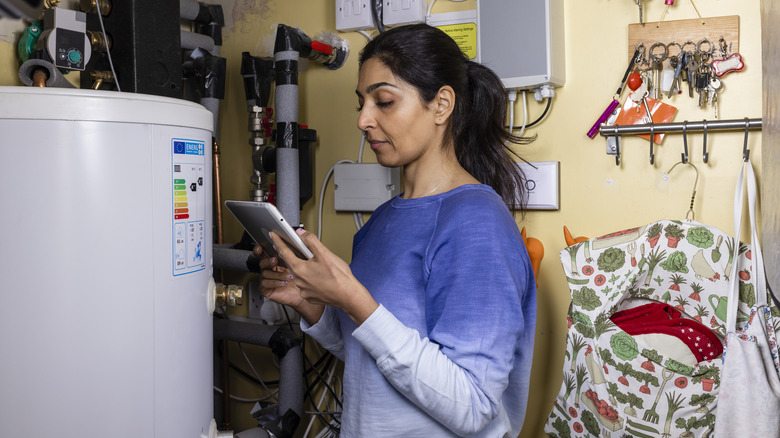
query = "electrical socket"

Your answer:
(383, 0), (426, 26)
(336, 0), (374, 31)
